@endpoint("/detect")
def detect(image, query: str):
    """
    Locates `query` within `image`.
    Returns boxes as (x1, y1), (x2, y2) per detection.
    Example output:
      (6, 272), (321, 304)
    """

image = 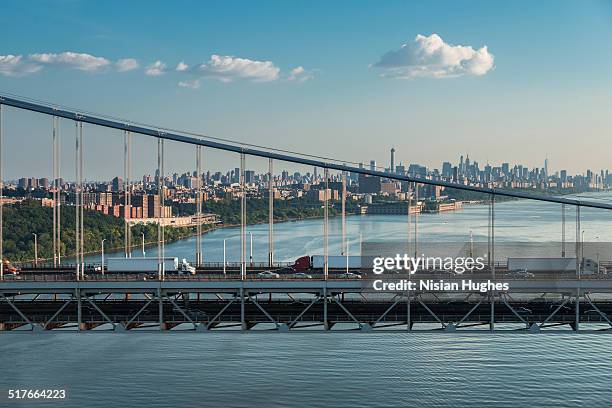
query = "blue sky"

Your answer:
(1, 0), (612, 179)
